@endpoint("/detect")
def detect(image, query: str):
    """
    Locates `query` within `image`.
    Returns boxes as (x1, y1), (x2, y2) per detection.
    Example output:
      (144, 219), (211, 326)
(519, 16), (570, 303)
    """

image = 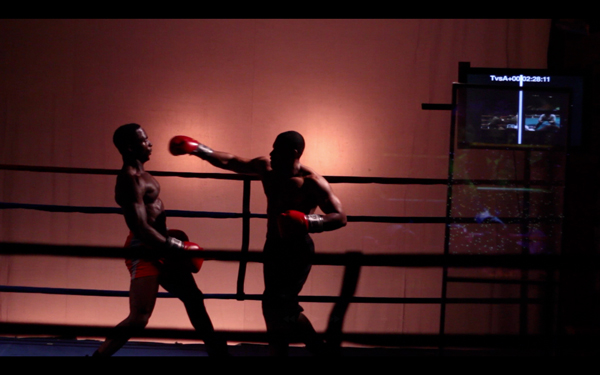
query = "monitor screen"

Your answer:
(455, 83), (572, 150)
(457, 66), (585, 149)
